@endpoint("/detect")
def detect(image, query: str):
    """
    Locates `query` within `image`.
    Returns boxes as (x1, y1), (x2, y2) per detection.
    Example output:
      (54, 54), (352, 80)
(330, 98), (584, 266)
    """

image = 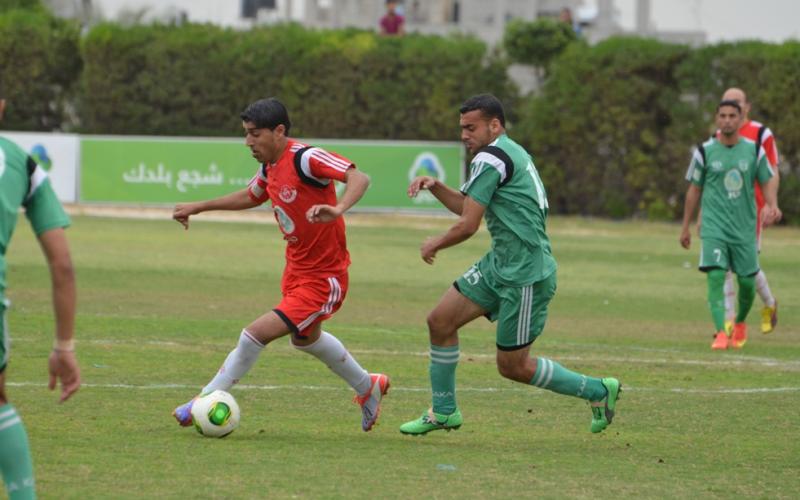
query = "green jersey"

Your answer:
(460, 134), (557, 286)
(0, 136), (70, 293)
(686, 137), (774, 244)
